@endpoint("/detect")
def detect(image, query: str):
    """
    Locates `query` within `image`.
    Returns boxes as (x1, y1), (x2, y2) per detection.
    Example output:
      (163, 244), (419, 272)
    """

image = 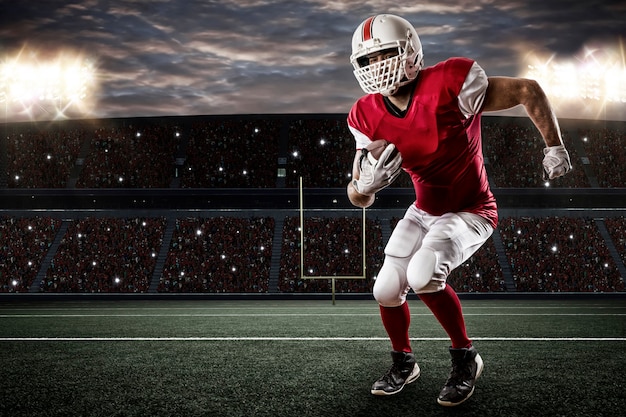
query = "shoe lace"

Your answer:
(380, 359), (412, 384)
(445, 358), (472, 387)
(381, 362), (402, 381)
